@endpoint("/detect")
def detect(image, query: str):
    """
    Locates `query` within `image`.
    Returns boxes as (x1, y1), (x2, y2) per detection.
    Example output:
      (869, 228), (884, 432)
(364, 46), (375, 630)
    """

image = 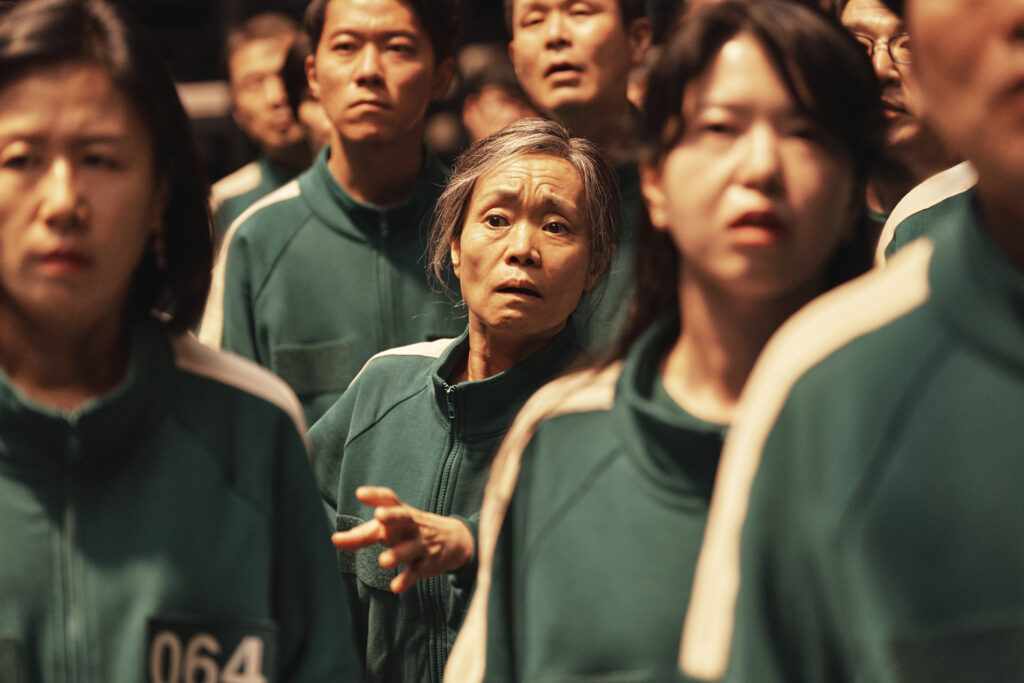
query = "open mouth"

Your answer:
(545, 63), (582, 78)
(497, 285), (542, 298)
(729, 211), (786, 241)
(350, 99), (388, 109)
